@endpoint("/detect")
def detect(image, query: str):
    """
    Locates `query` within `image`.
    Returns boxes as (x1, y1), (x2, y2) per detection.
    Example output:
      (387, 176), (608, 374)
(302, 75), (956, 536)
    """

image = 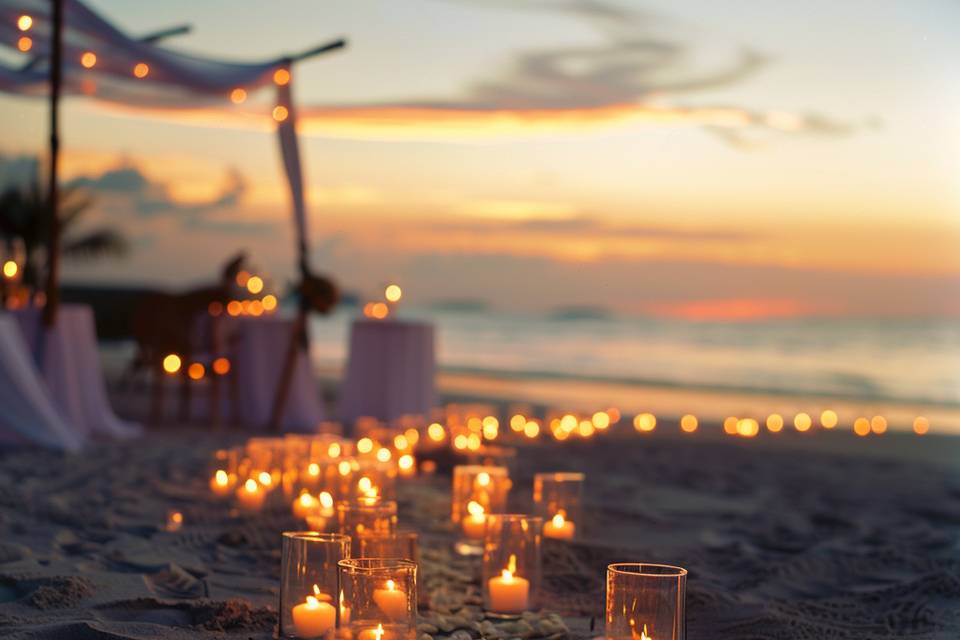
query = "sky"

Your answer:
(1, 0), (959, 319)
